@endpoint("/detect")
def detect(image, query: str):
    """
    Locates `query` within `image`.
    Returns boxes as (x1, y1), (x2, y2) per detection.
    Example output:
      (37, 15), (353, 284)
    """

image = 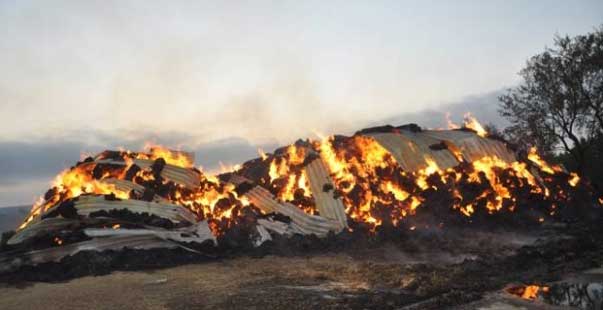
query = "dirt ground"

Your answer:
(1, 224), (602, 309)
(0, 245), (429, 310)
(0, 254), (532, 310)
(1, 237), (594, 310)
